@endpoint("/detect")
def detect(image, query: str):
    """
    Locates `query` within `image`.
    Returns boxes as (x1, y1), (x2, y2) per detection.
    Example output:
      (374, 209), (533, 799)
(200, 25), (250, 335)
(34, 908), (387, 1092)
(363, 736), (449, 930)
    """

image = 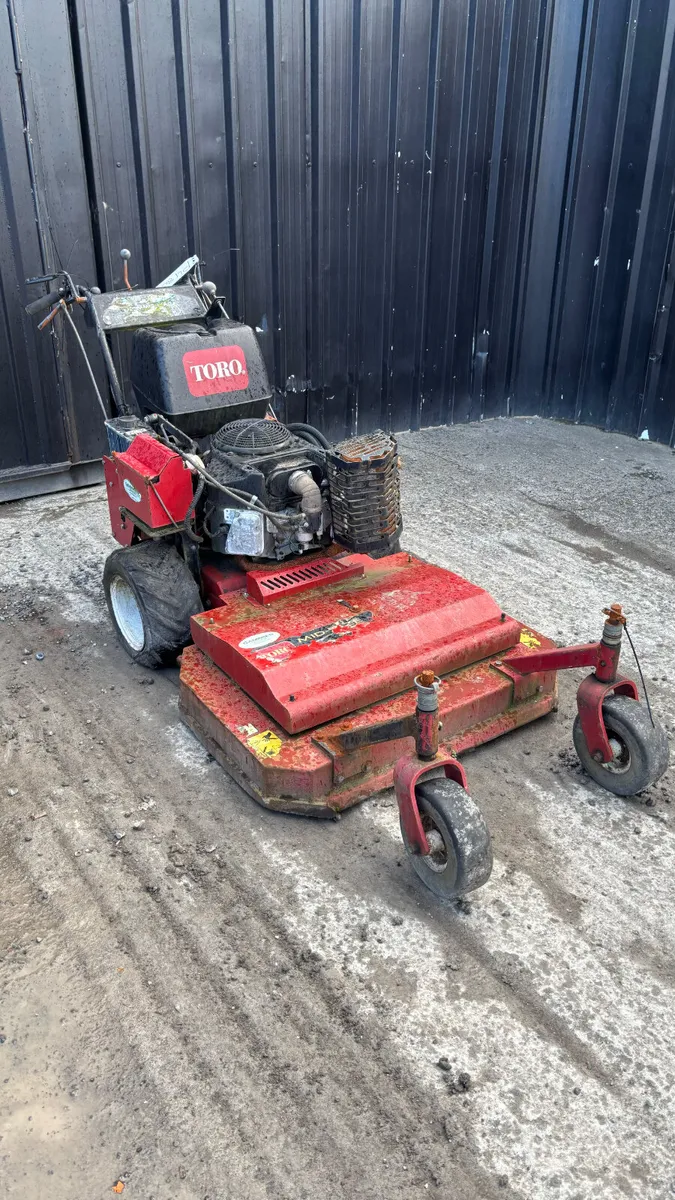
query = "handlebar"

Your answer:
(25, 288), (64, 317)
(23, 253), (210, 422)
